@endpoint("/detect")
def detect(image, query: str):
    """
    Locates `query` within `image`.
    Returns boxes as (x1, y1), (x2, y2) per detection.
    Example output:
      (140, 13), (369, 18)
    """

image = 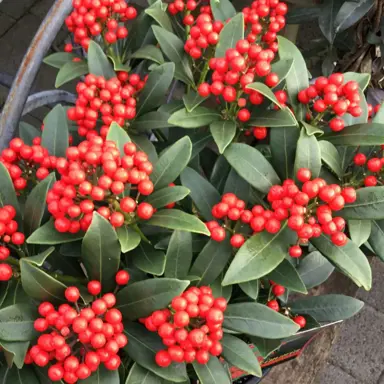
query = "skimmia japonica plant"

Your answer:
(0, 0), (382, 382)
